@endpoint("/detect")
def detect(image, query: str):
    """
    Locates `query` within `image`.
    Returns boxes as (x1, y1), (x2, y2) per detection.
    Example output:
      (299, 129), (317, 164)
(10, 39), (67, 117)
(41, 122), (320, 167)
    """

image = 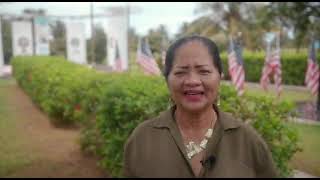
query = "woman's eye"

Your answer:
(199, 70), (211, 74)
(174, 71), (186, 75)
